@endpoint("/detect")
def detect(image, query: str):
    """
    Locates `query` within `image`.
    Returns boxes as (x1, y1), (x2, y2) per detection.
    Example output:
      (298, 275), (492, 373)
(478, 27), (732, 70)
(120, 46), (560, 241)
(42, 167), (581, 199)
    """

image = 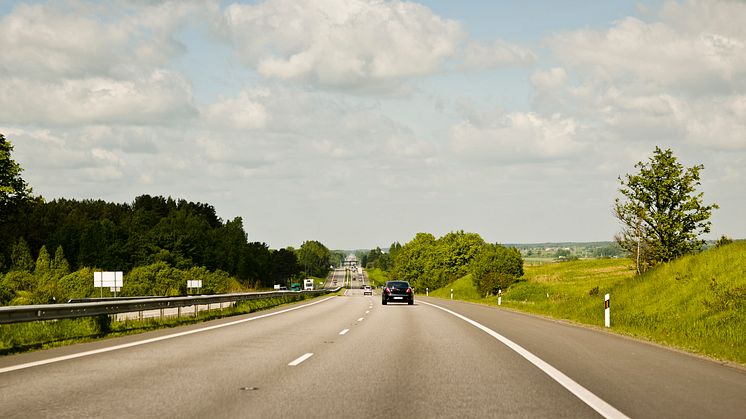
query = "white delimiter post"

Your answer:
(426, 287), (429, 296)
(498, 289), (502, 306)
(450, 289), (453, 300)
(604, 293), (610, 327)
